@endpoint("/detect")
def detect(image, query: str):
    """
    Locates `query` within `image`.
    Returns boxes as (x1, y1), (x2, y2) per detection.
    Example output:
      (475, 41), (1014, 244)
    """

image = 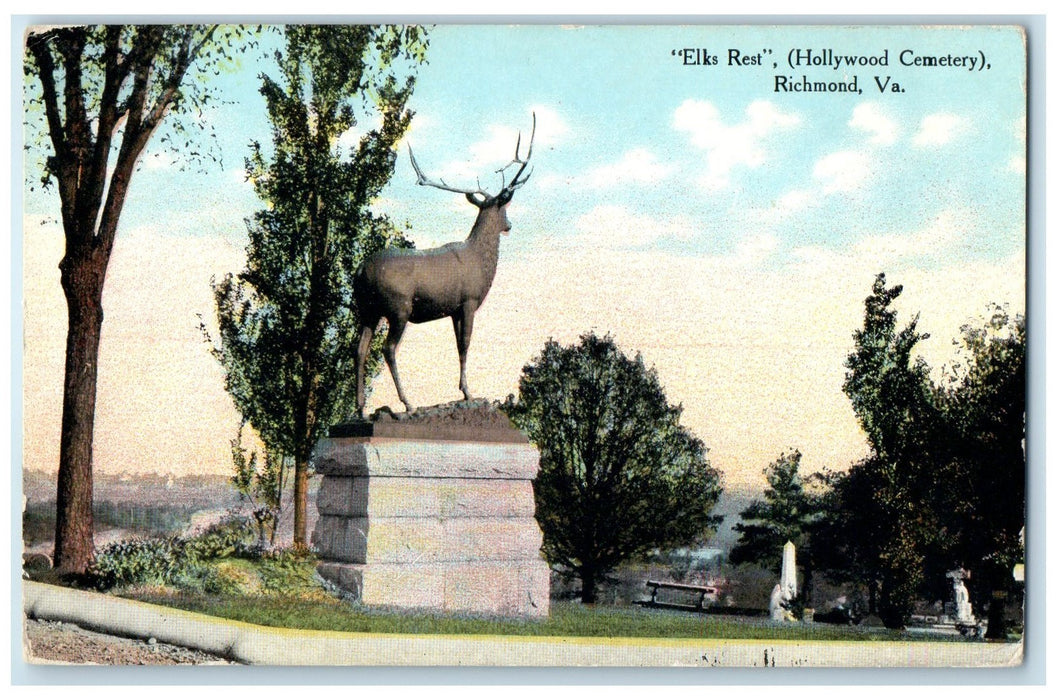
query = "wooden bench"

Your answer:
(641, 580), (719, 610)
